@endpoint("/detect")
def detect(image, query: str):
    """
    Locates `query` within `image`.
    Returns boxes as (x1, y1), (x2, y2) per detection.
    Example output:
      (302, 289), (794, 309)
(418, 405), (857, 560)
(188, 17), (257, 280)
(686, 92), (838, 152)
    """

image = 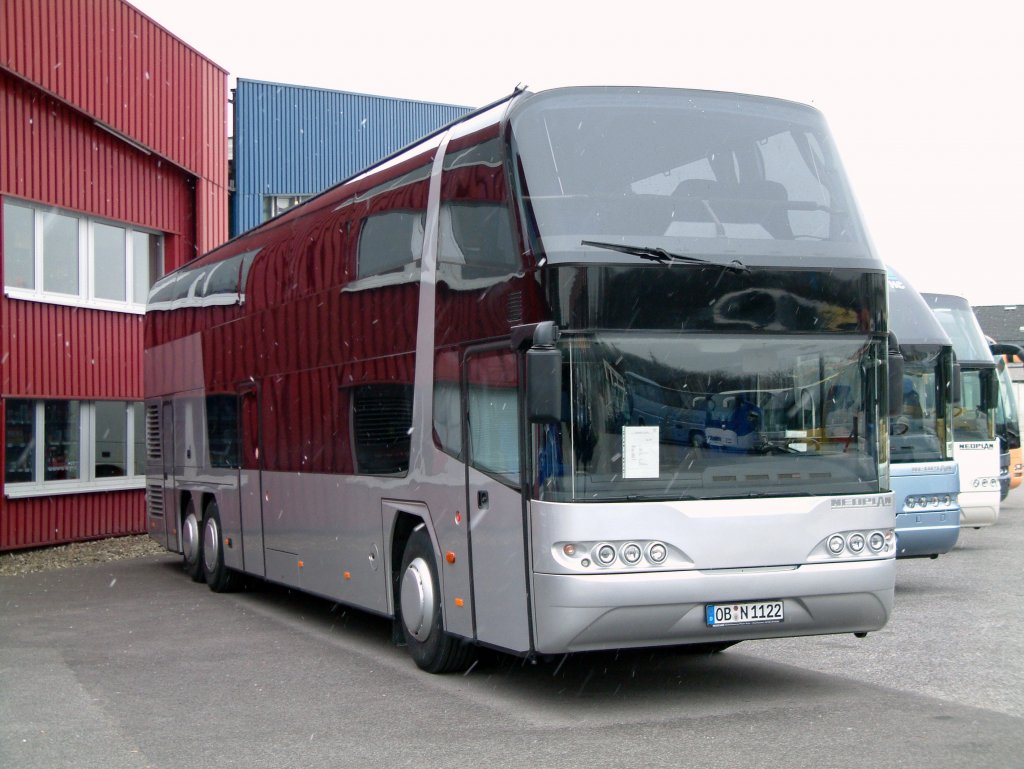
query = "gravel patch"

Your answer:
(0, 535), (169, 577)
